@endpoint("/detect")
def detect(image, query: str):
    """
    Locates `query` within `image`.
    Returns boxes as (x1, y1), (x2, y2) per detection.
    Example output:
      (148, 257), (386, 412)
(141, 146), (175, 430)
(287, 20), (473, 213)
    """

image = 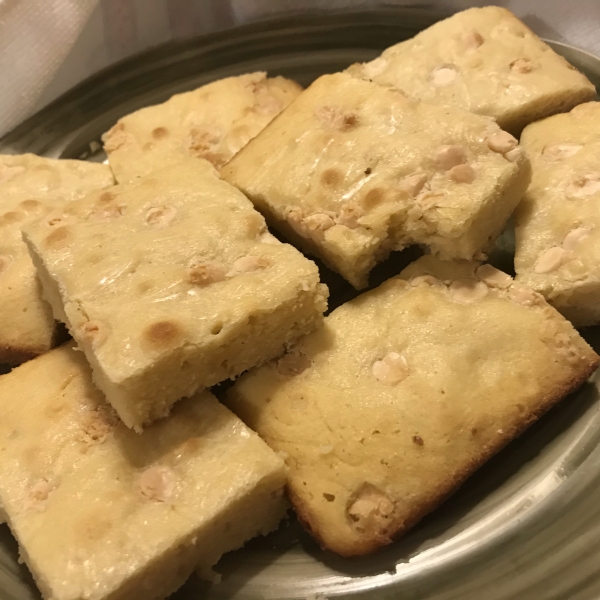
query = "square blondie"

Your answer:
(226, 256), (599, 557)
(515, 102), (600, 326)
(0, 154), (114, 365)
(102, 72), (301, 183)
(347, 6), (596, 134)
(23, 158), (328, 430)
(222, 72), (531, 288)
(0, 344), (287, 600)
